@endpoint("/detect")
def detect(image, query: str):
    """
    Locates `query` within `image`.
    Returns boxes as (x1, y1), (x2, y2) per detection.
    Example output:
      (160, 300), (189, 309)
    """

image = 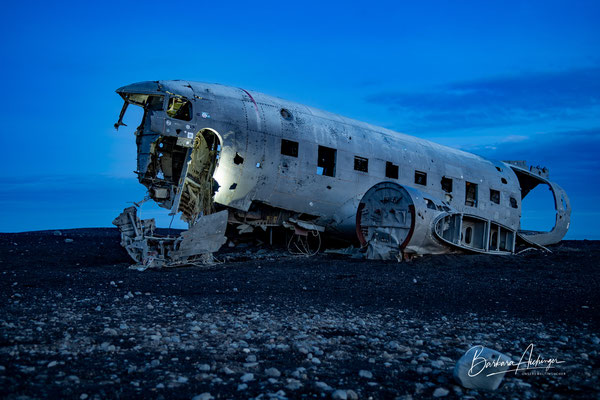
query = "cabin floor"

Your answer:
(0, 230), (598, 399)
